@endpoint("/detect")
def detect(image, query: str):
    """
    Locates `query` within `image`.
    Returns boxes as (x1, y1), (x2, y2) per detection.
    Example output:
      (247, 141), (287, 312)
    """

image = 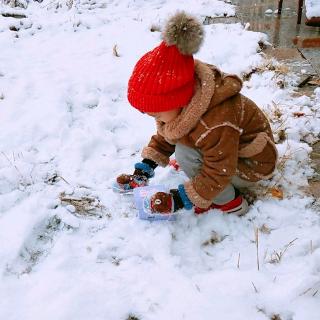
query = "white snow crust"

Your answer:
(0, 1), (319, 319)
